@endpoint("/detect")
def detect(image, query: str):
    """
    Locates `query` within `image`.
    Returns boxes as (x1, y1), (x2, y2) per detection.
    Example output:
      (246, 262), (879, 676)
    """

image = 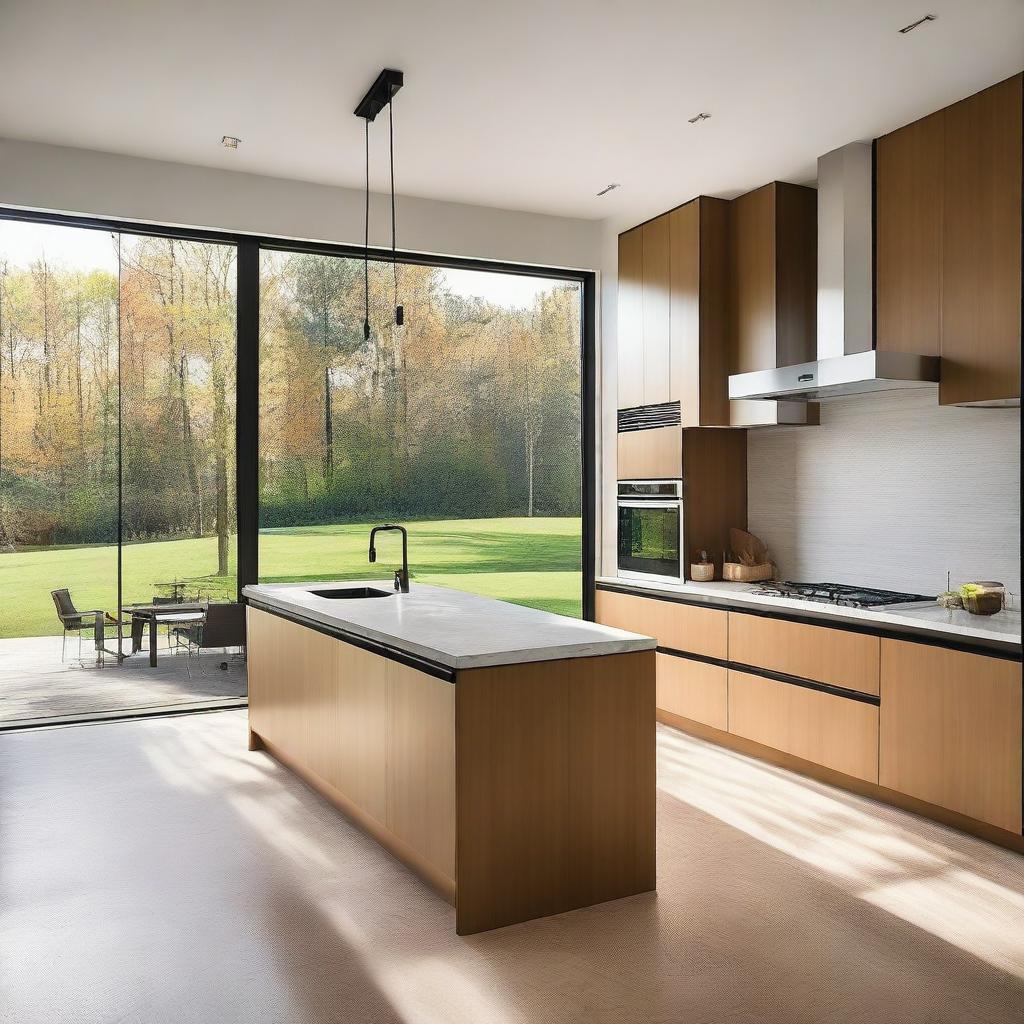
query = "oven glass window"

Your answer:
(618, 505), (680, 577)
